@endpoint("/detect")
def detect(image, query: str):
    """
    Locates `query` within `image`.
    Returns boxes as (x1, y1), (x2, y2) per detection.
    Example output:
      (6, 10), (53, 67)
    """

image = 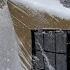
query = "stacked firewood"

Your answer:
(0, 0), (7, 8)
(60, 0), (70, 8)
